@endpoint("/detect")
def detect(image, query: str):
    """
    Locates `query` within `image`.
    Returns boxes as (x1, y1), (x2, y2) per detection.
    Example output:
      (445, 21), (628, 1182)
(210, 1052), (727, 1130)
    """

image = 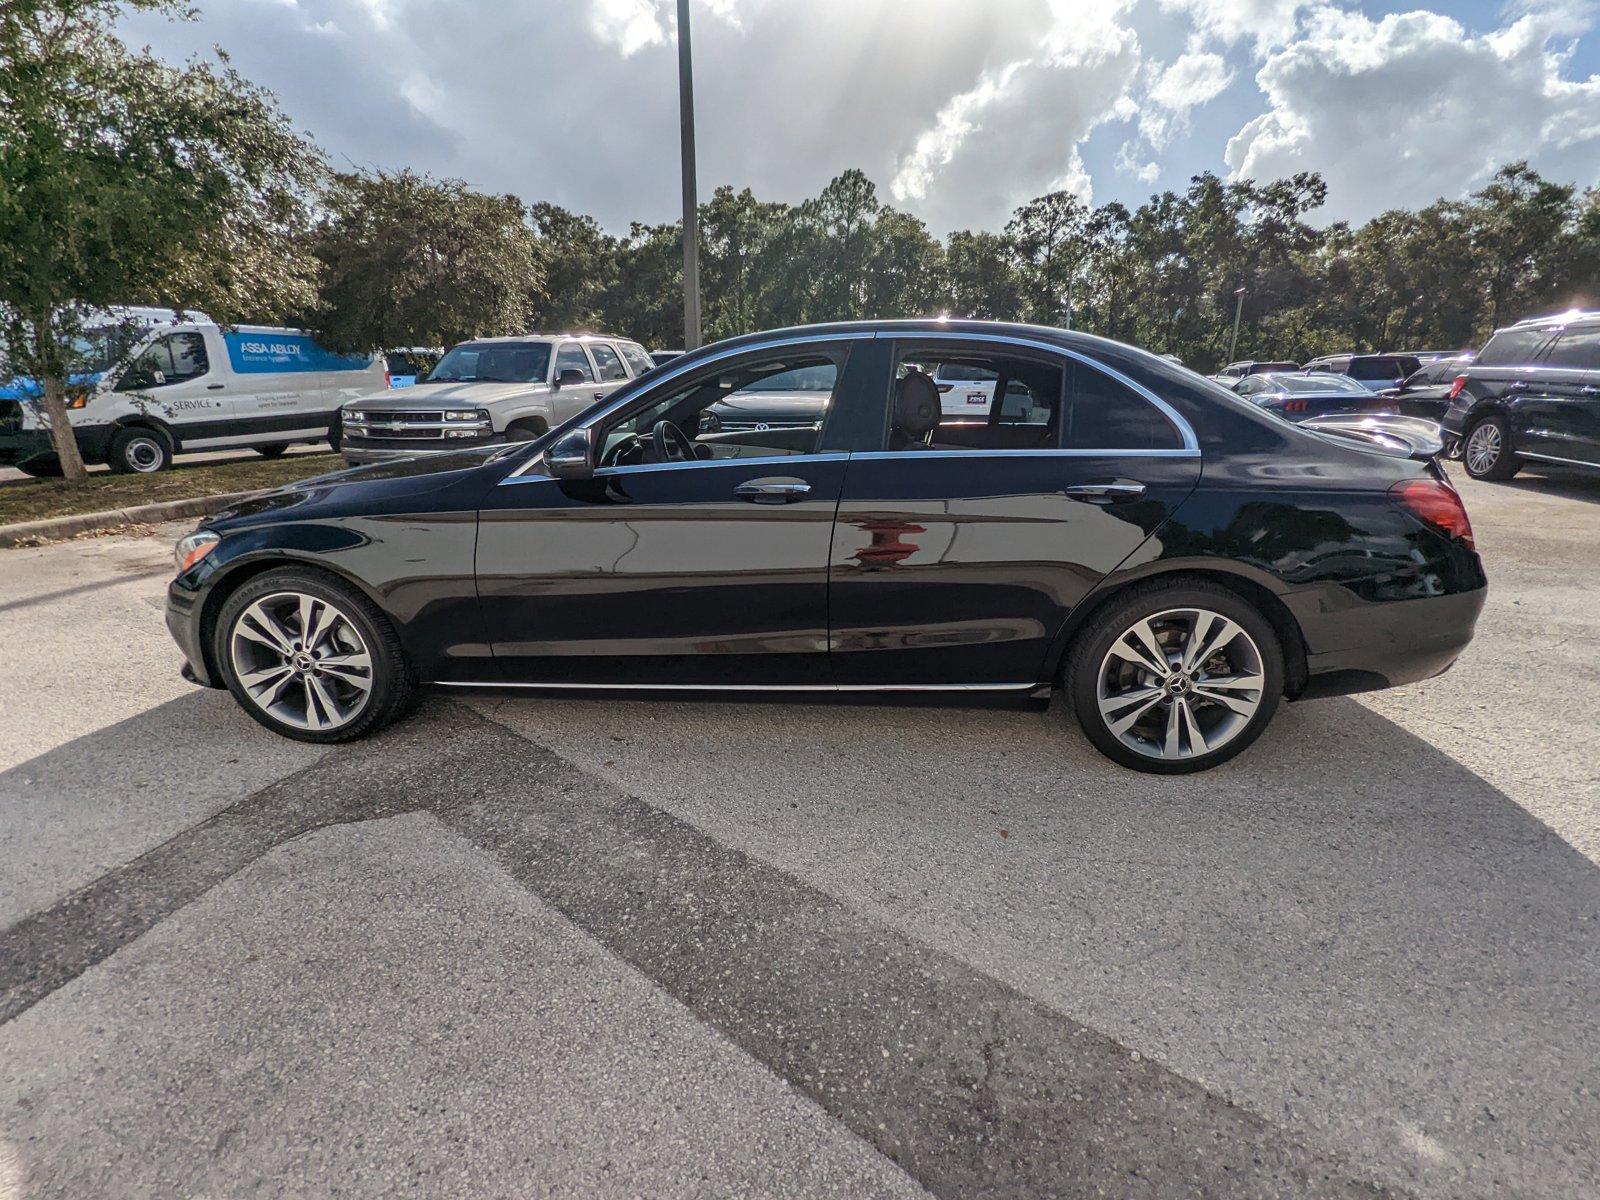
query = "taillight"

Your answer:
(1282, 398), (1309, 414)
(1448, 375), (1467, 402)
(385, 369), (393, 389)
(1390, 478), (1474, 549)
